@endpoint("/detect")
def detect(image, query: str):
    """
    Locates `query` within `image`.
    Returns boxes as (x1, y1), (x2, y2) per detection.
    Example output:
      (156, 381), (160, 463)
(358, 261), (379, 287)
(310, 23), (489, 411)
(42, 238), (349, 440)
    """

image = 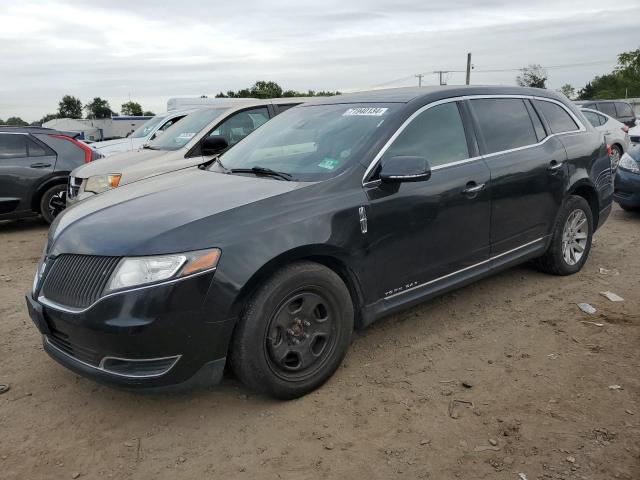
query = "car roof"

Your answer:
(0, 126), (63, 135)
(303, 85), (568, 105)
(576, 99), (631, 105)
